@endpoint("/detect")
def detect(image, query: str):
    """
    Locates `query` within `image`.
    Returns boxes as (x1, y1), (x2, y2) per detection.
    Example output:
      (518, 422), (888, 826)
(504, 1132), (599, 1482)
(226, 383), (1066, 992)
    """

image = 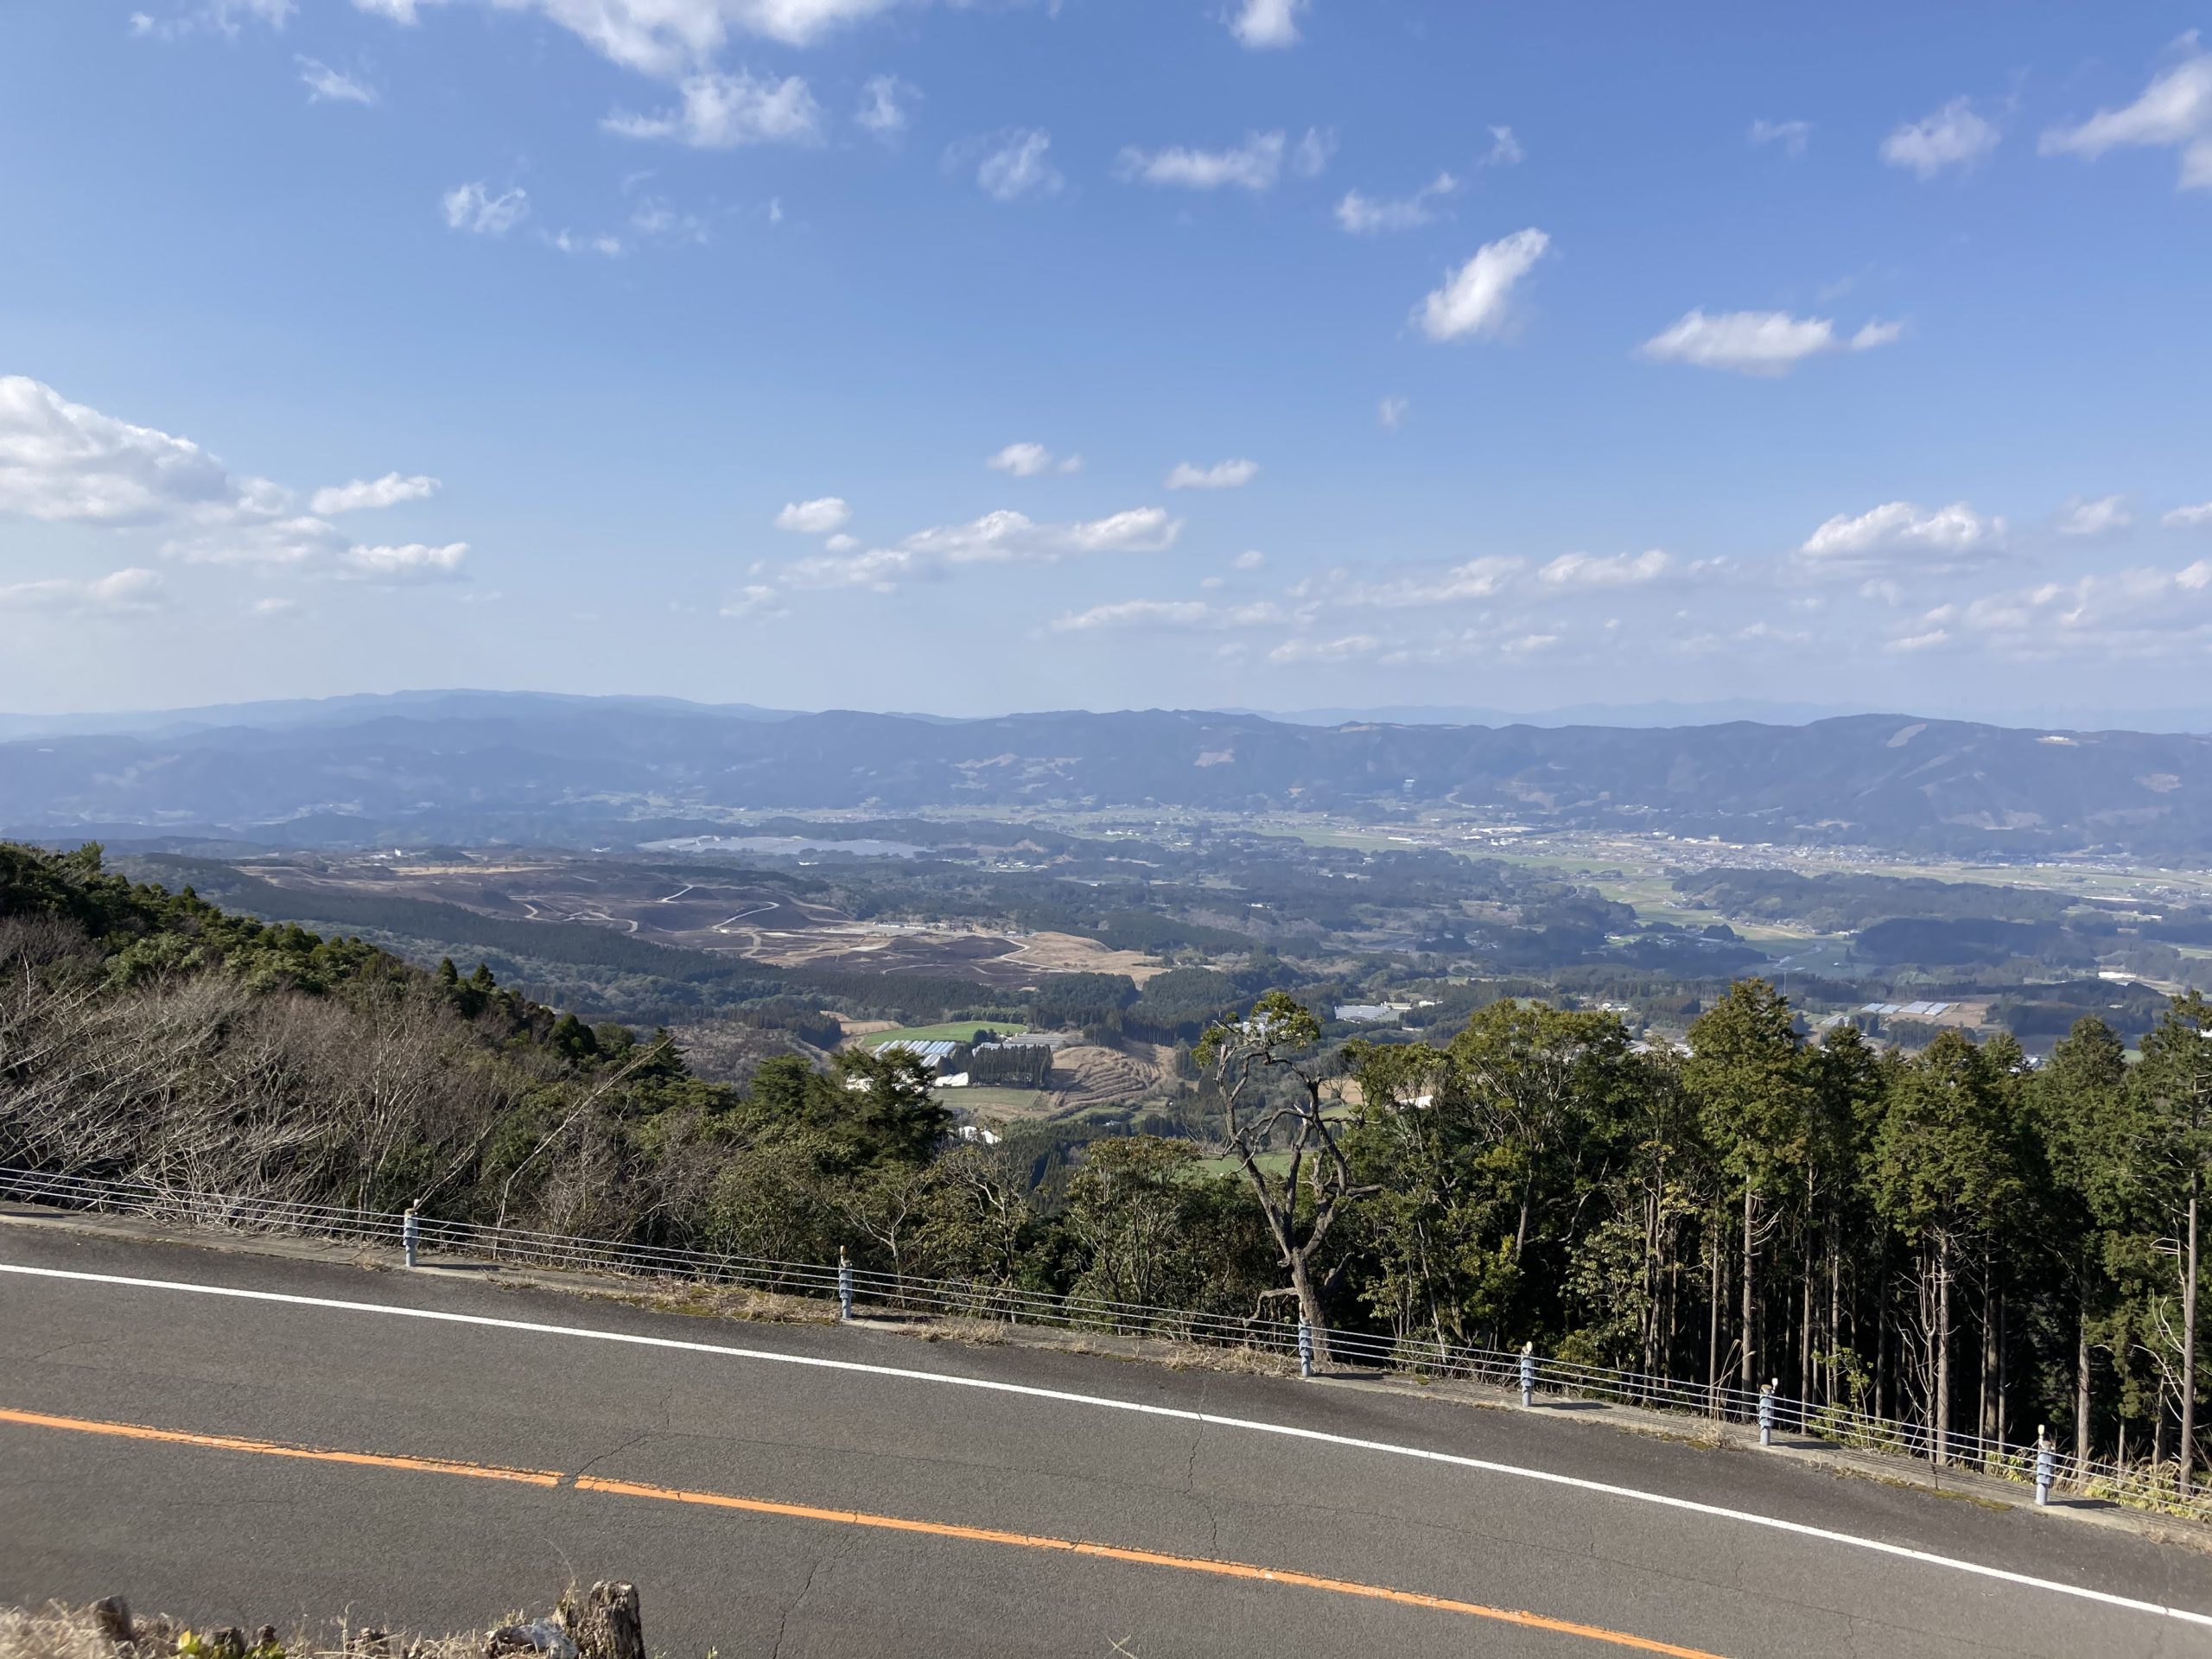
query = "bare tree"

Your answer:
(1197, 990), (1377, 1357)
